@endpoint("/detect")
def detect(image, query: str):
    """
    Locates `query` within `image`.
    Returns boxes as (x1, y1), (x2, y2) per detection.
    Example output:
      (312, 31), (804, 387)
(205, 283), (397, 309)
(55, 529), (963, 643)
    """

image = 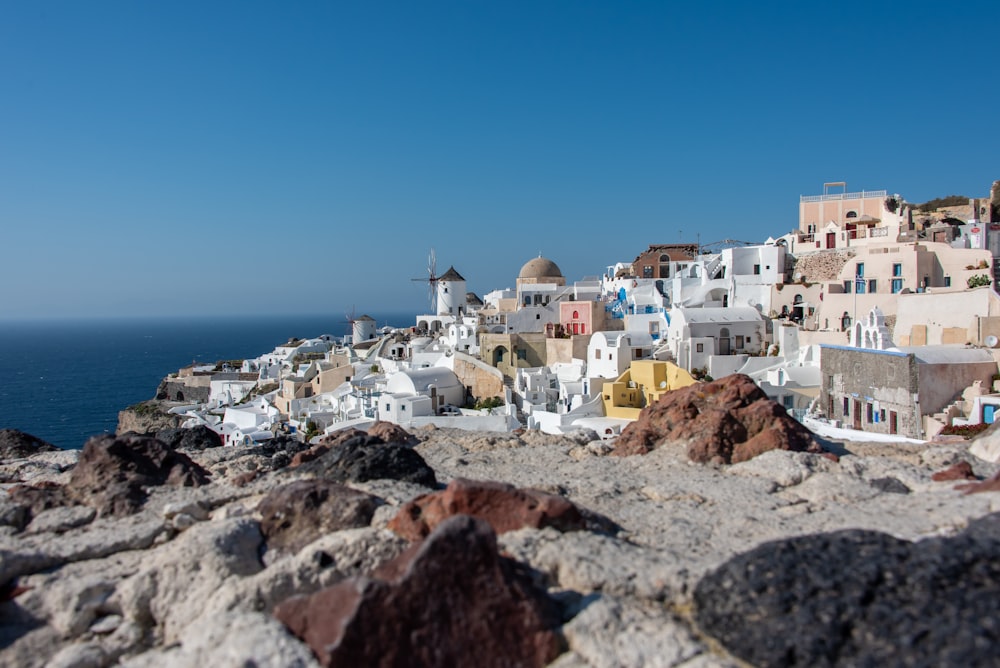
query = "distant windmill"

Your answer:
(411, 248), (439, 312)
(344, 305), (358, 339)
